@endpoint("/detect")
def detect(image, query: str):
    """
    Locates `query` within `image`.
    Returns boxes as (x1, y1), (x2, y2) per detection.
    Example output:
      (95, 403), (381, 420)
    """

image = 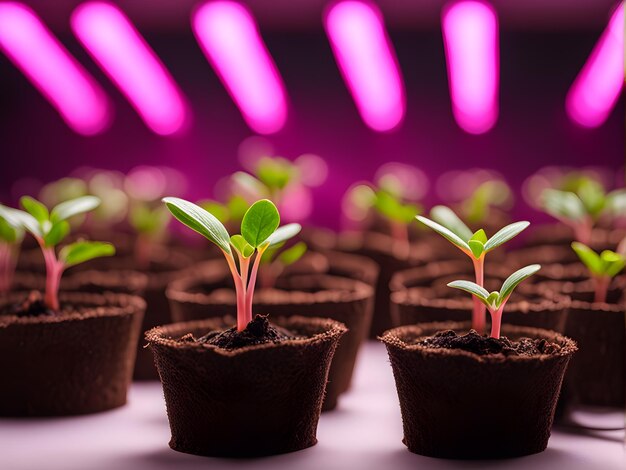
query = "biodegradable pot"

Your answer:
(524, 224), (619, 248)
(323, 250), (380, 287)
(167, 266), (374, 410)
(381, 321), (576, 459)
(506, 245), (580, 268)
(0, 291), (145, 416)
(147, 316), (346, 457)
(12, 270), (148, 296)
